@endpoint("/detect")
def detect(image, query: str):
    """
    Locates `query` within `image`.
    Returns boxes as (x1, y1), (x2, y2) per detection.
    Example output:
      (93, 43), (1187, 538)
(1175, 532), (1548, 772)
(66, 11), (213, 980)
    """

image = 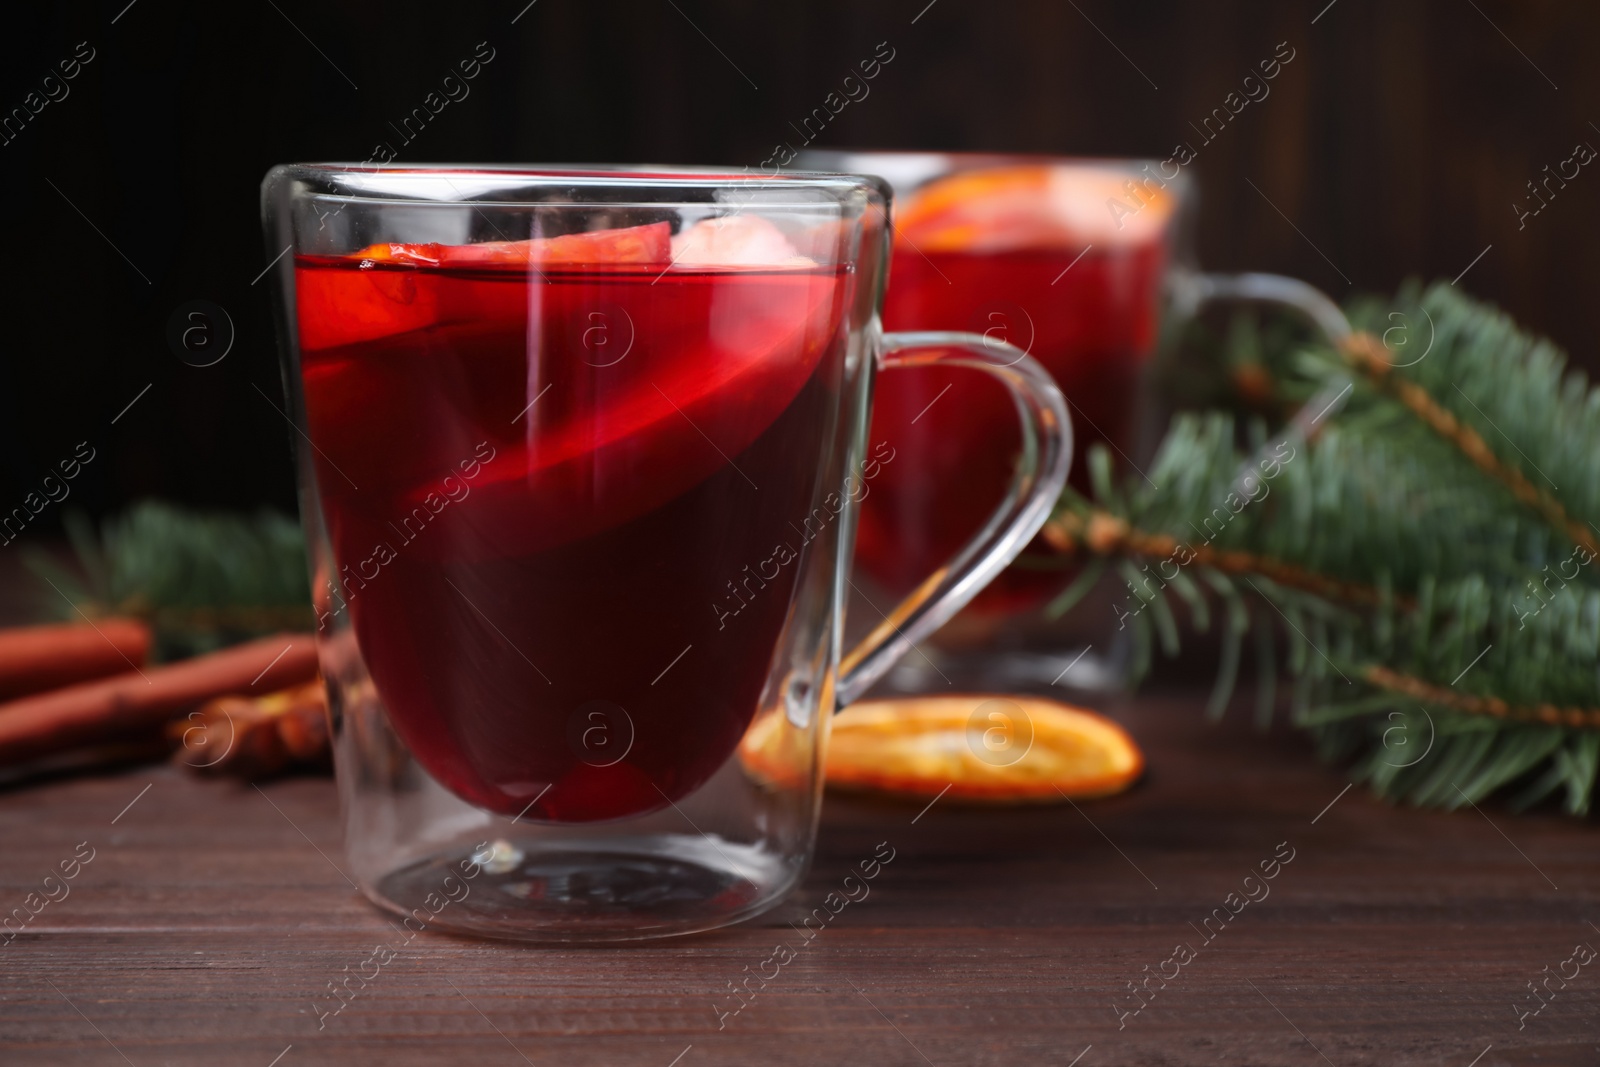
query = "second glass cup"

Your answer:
(799, 151), (1350, 682)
